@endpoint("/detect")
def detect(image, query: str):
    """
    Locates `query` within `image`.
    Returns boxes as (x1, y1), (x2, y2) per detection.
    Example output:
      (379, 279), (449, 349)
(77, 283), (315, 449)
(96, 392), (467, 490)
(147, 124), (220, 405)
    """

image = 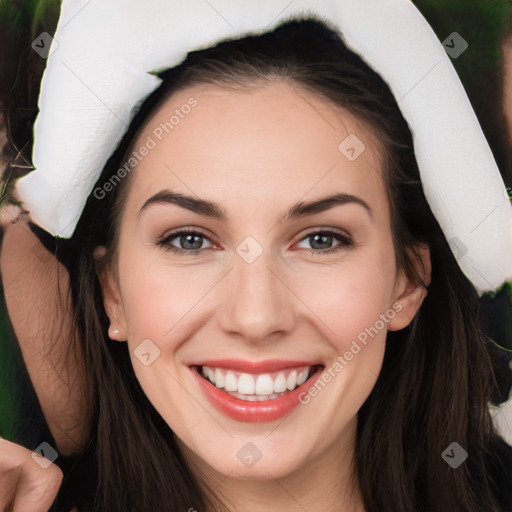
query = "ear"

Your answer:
(387, 243), (431, 332)
(93, 246), (129, 342)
